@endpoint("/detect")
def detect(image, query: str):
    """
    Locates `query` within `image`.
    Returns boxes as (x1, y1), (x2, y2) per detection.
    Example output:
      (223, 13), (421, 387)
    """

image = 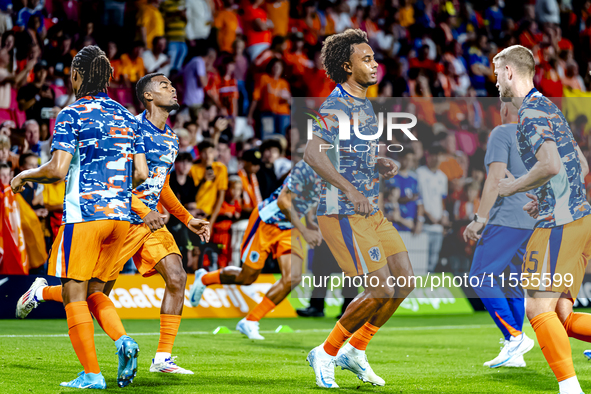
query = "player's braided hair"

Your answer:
(321, 29), (369, 84)
(71, 45), (113, 100)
